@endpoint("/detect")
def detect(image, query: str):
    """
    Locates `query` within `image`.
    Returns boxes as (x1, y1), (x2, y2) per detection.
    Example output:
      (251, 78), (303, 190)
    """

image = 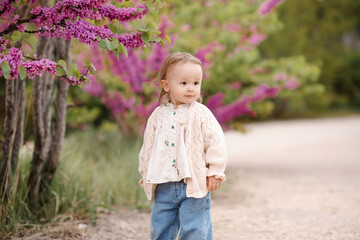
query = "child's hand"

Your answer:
(207, 176), (222, 192)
